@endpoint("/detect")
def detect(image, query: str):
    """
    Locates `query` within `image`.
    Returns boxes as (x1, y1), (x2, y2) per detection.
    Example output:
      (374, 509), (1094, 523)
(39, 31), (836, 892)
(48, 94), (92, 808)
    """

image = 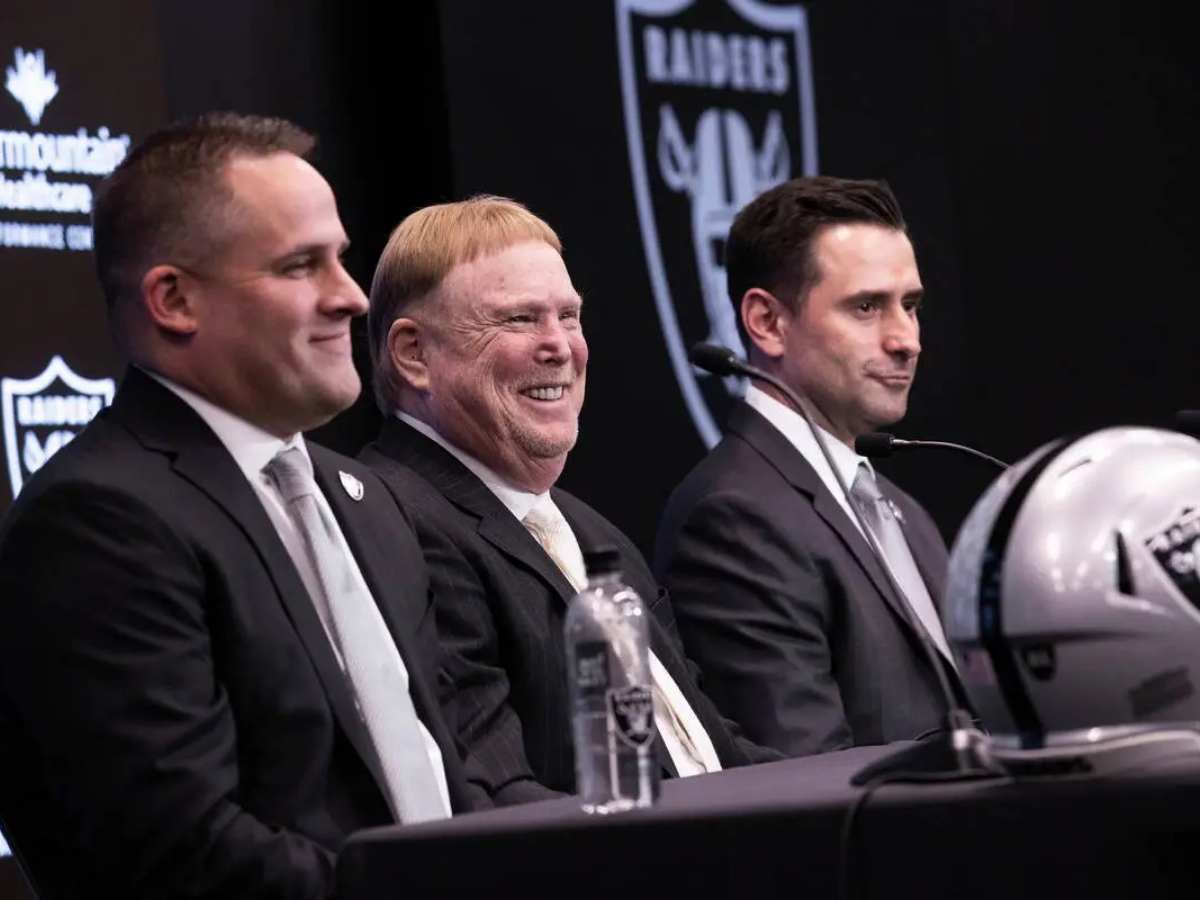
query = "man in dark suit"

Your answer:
(360, 196), (778, 805)
(0, 113), (481, 900)
(655, 176), (963, 757)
